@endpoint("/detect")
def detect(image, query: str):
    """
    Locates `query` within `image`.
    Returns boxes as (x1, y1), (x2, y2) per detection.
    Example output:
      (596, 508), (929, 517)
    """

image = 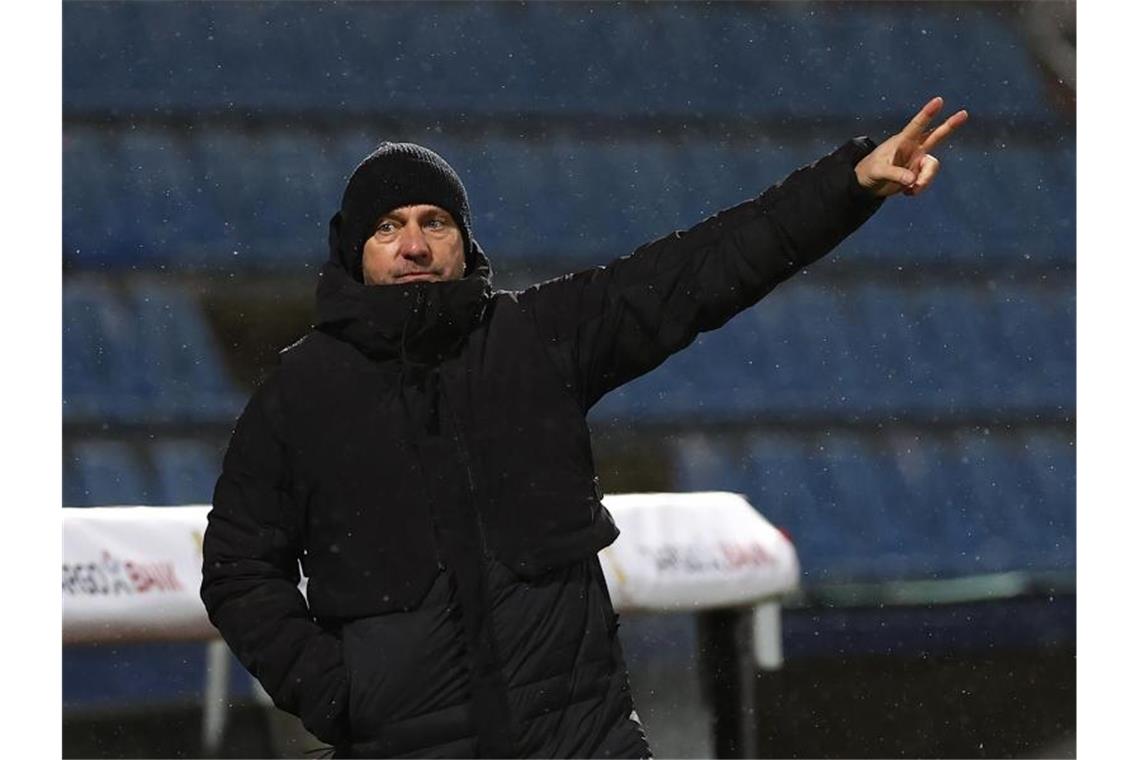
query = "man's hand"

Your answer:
(854, 96), (969, 198)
